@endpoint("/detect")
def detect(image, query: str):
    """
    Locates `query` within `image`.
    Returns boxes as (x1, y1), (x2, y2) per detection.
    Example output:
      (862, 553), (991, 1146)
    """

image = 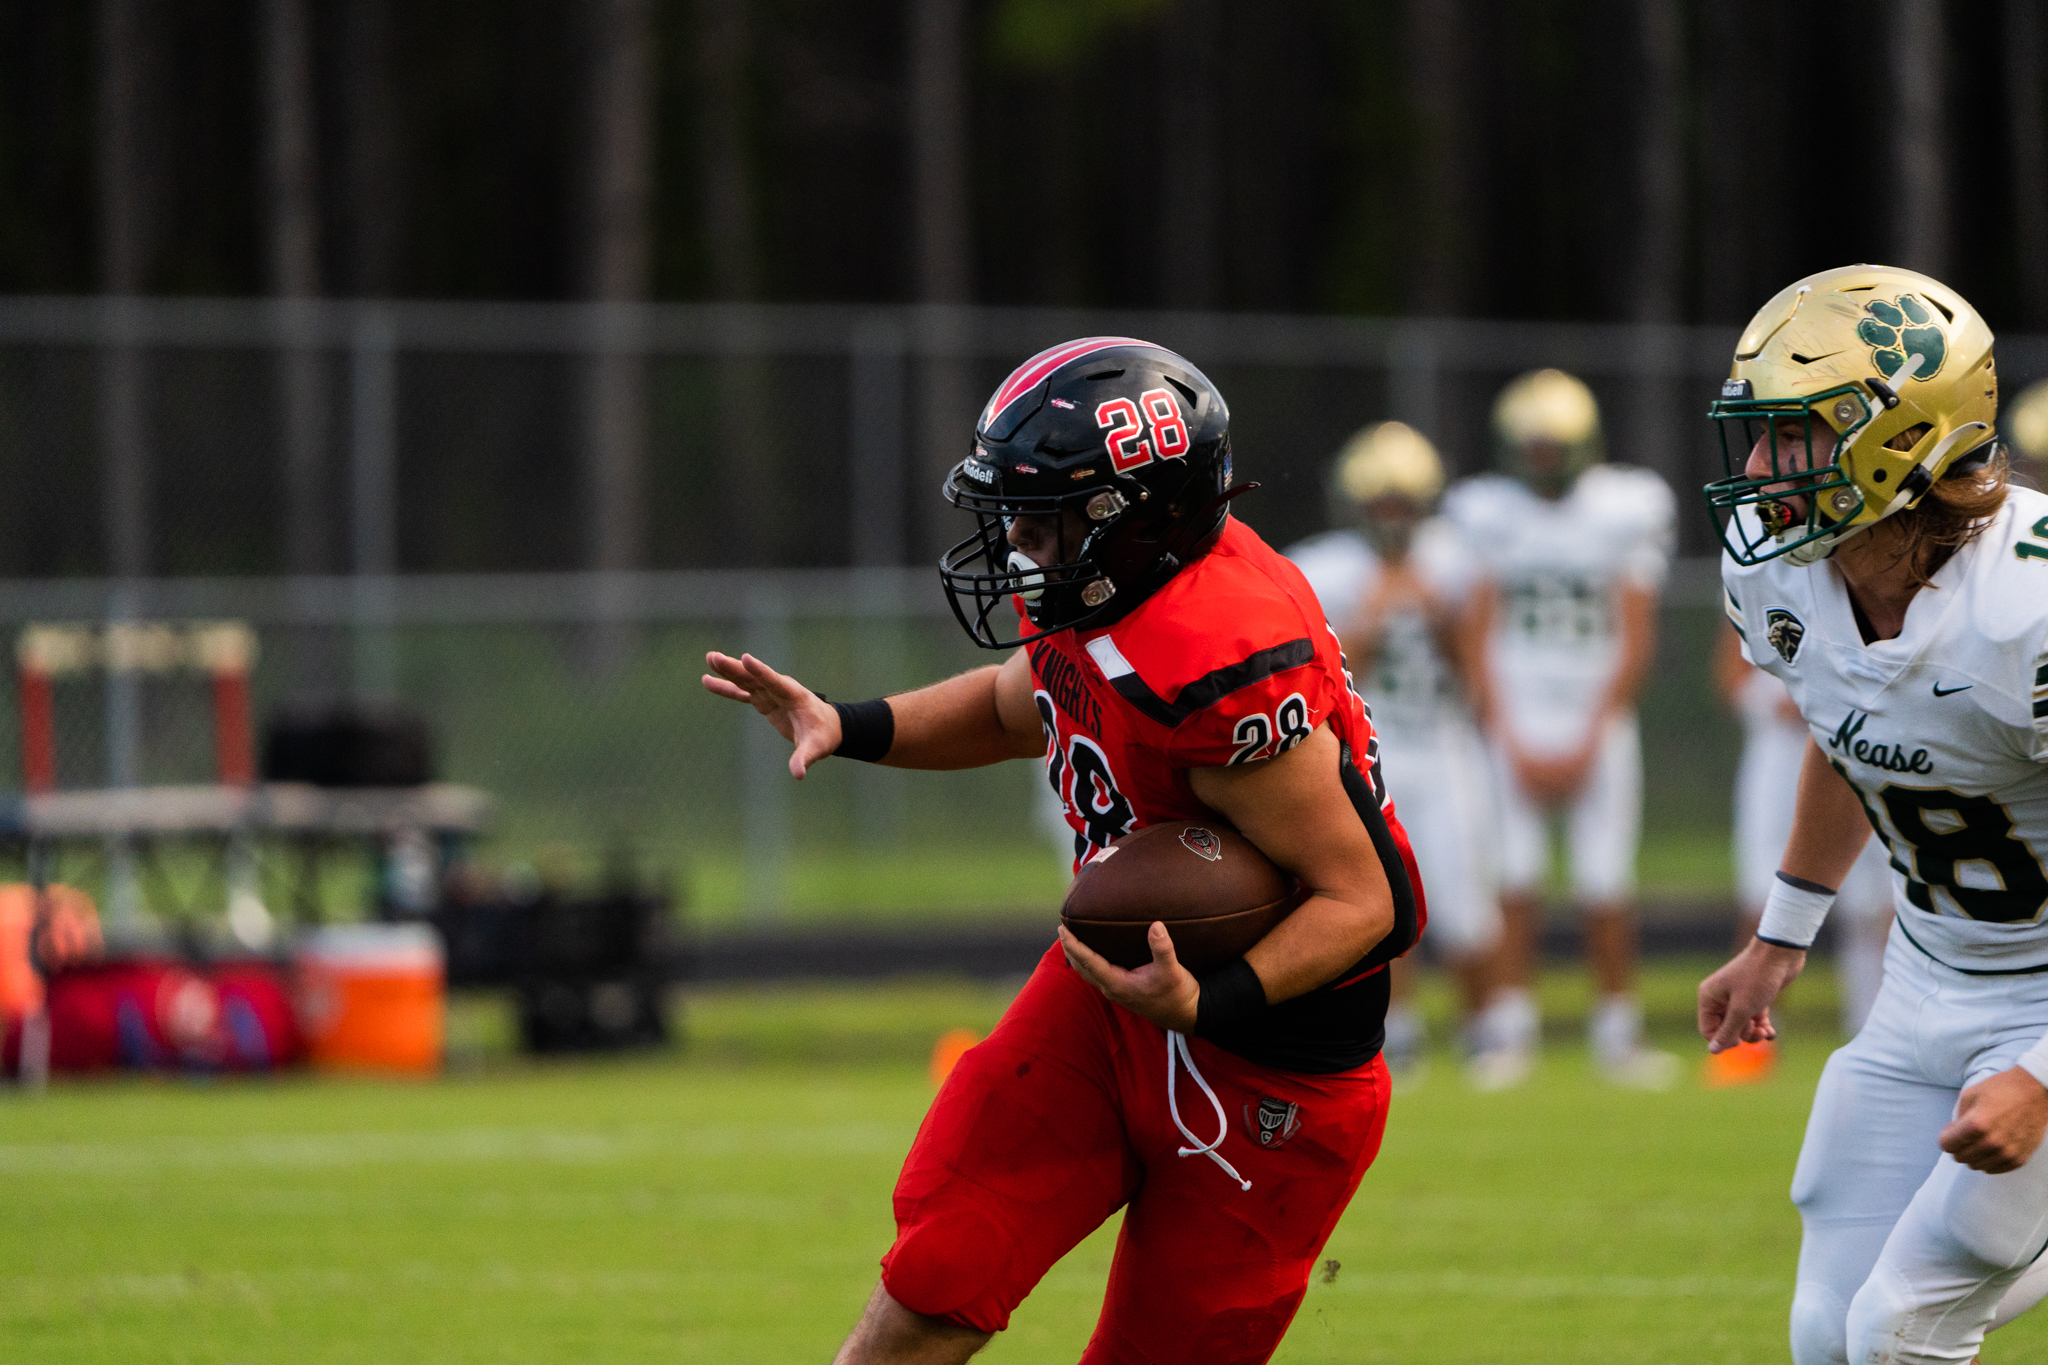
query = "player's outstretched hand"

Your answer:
(701, 651), (841, 779)
(1058, 921), (1200, 1034)
(1941, 1067), (2048, 1174)
(1698, 938), (1807, 1054)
